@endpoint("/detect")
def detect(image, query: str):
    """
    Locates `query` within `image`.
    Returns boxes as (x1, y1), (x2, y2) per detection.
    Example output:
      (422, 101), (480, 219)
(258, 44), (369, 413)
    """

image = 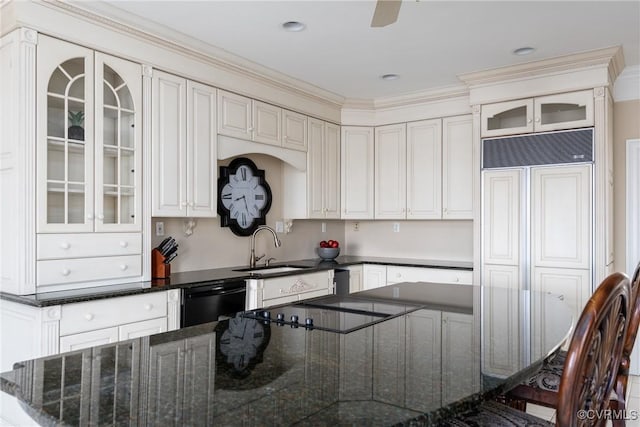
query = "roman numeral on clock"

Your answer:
(240, 168), (247, 180)
(222, 193), (232, 200)
(255, 194), (264, 200)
